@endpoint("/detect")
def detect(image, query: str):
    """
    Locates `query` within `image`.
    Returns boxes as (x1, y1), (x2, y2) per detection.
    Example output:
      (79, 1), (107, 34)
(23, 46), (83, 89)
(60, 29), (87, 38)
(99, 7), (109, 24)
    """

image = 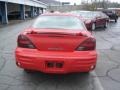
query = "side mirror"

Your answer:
(84, 24), (92, 33)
